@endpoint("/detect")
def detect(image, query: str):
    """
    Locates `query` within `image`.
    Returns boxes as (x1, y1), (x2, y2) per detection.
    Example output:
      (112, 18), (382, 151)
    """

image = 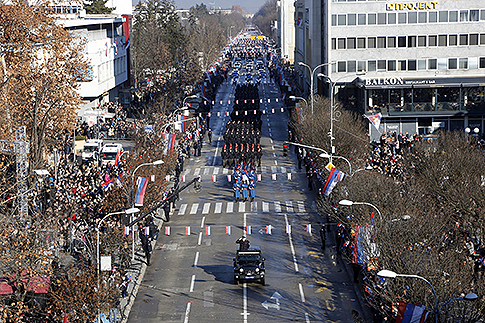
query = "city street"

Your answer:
(126, 76), (371, 322)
